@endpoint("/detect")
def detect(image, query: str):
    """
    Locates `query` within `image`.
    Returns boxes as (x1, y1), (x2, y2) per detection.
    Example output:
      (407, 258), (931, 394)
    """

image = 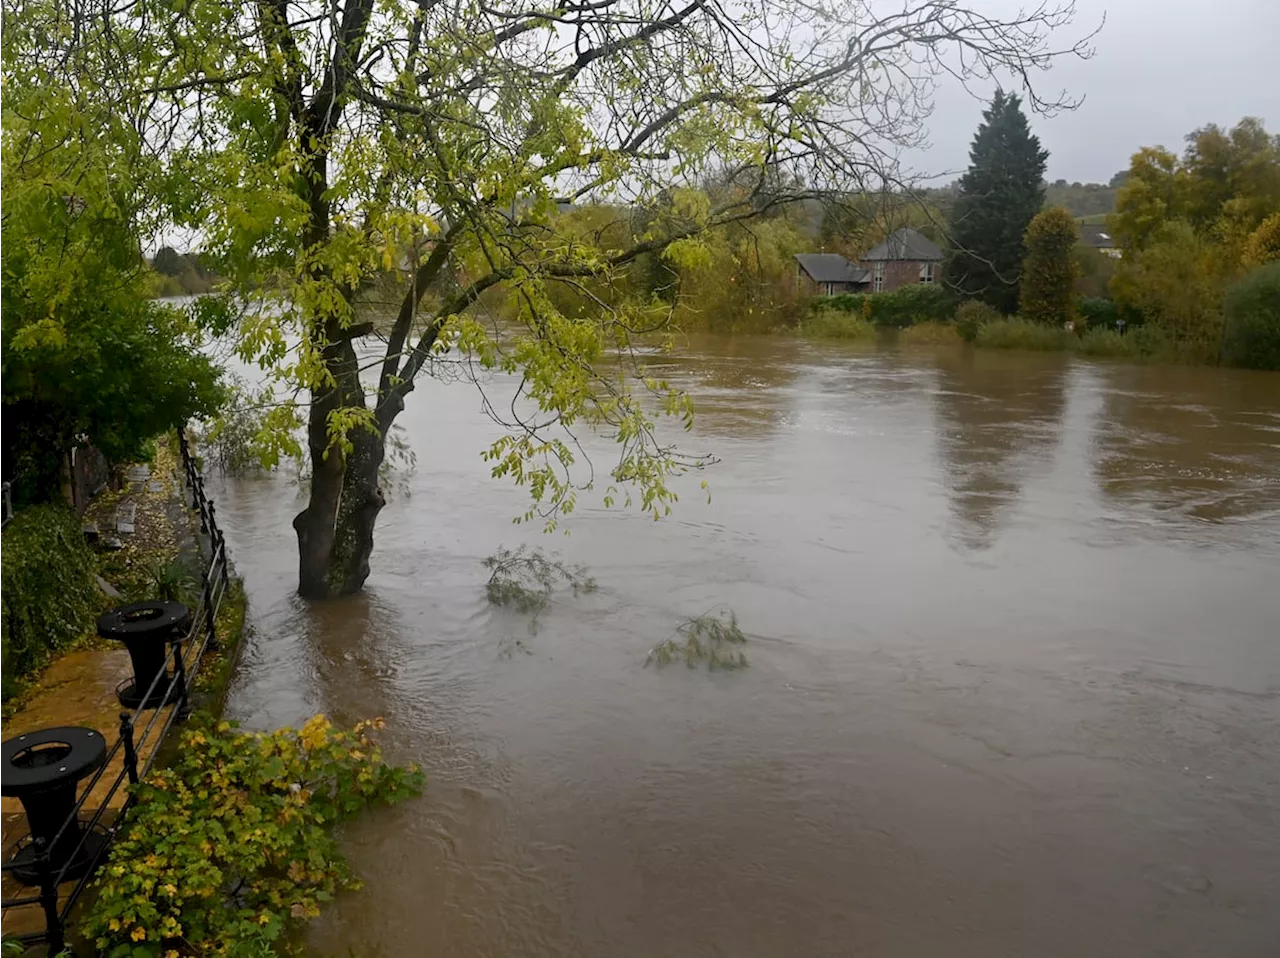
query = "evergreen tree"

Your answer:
(945, 91), (1049, 313)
